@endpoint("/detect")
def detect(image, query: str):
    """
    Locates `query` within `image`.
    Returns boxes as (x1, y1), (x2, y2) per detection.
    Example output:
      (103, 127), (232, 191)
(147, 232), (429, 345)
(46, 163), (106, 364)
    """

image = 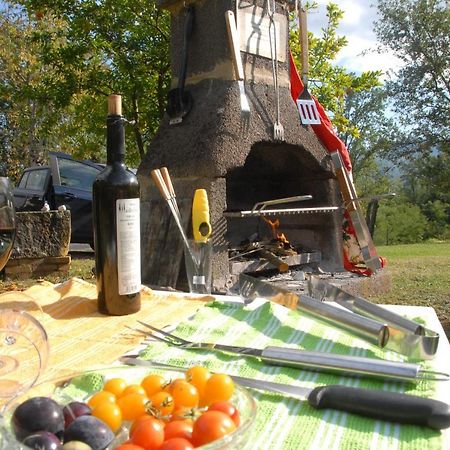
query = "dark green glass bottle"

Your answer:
(93, 94), (141, 315)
